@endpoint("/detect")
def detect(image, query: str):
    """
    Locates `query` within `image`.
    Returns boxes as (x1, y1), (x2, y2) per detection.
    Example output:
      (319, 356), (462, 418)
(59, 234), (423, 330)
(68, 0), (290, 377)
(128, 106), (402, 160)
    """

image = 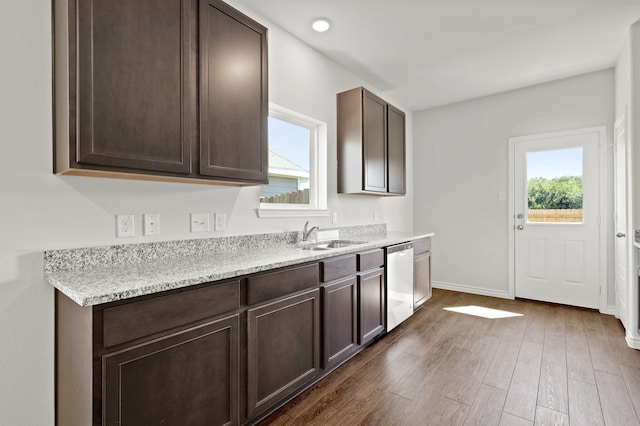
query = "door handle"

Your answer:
(517, 225), (524, 231)
(616, 232), (626, 238)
